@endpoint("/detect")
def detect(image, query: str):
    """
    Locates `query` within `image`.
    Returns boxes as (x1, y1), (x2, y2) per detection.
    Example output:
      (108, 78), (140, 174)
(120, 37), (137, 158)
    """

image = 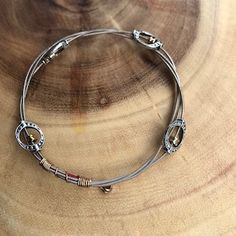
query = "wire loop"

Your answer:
(15, 29), (186, 191)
